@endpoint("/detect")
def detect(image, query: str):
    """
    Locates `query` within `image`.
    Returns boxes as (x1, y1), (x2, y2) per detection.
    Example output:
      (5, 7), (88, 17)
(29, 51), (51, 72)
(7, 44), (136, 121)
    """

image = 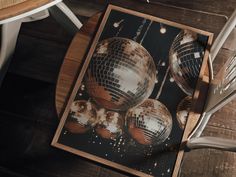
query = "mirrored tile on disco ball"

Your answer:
(95, 108), (124, 140)
(176, 96), (192, 129)
(85, 37), (157, 111)
(127, 99), (172, 145)
(169, 30), (205, 95)
(65, 100), (98, 134)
